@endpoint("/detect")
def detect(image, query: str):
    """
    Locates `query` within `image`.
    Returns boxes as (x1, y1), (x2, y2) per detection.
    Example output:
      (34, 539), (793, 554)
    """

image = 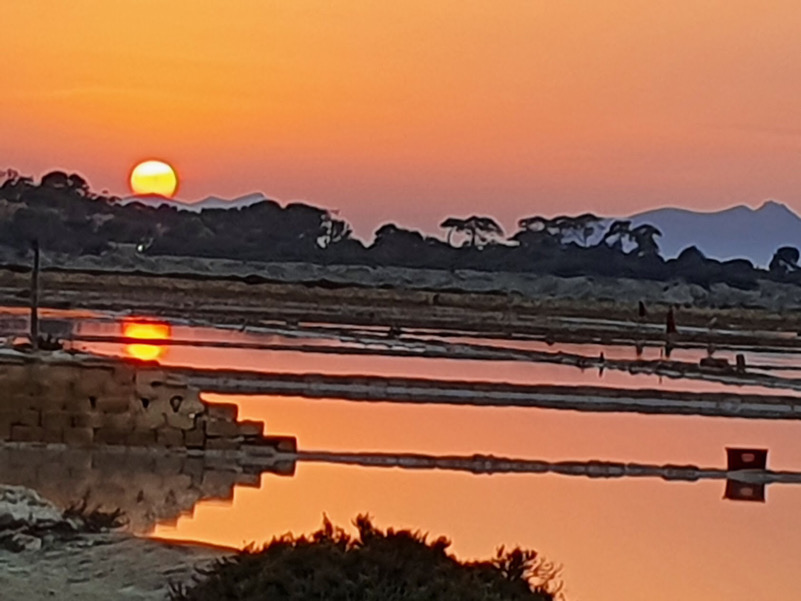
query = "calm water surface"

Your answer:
(72, 319), (801, 397)
(4, 310), (801, 600)
(155, 394), (801, 601)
